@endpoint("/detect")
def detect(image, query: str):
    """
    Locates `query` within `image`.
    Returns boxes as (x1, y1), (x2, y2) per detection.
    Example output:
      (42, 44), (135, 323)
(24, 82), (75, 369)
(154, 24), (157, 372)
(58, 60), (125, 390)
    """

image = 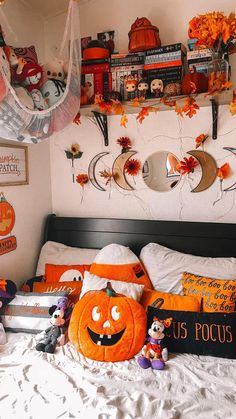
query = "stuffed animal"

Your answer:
(35, 296), (71, 353)
(30, 88), (48, 110)
(3, 46), (26, 84)
(15, 62), (43, 92)
(137, 316), (172, 370)
(41, 79), (66, 107)
(42, 59), (65, 83)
